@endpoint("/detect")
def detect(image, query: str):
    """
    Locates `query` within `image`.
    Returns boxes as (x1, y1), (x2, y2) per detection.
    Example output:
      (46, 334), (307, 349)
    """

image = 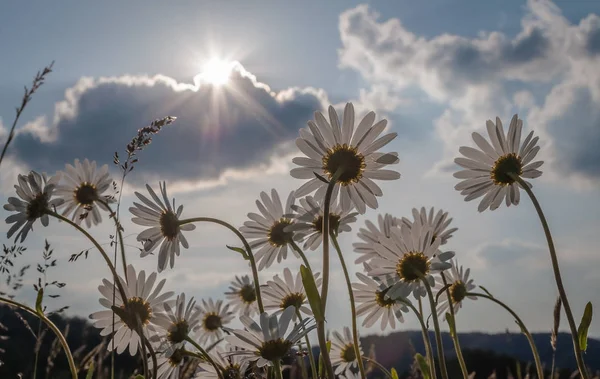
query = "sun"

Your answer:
(199, 58), (234, 86)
